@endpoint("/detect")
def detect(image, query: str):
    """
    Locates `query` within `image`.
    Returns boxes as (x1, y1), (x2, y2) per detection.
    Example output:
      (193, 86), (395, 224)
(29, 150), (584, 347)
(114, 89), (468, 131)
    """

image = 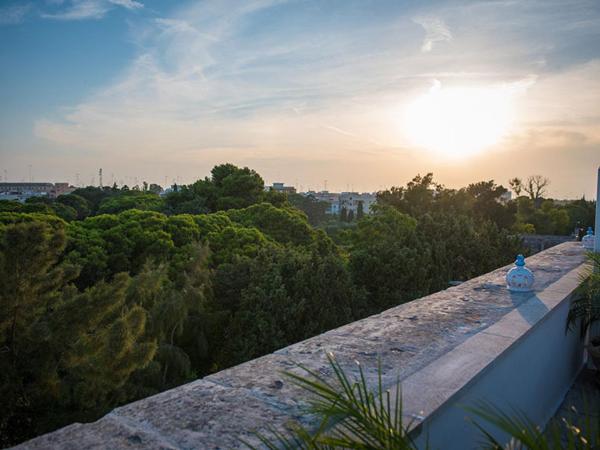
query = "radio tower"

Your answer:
(99, 168), (103, 188)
